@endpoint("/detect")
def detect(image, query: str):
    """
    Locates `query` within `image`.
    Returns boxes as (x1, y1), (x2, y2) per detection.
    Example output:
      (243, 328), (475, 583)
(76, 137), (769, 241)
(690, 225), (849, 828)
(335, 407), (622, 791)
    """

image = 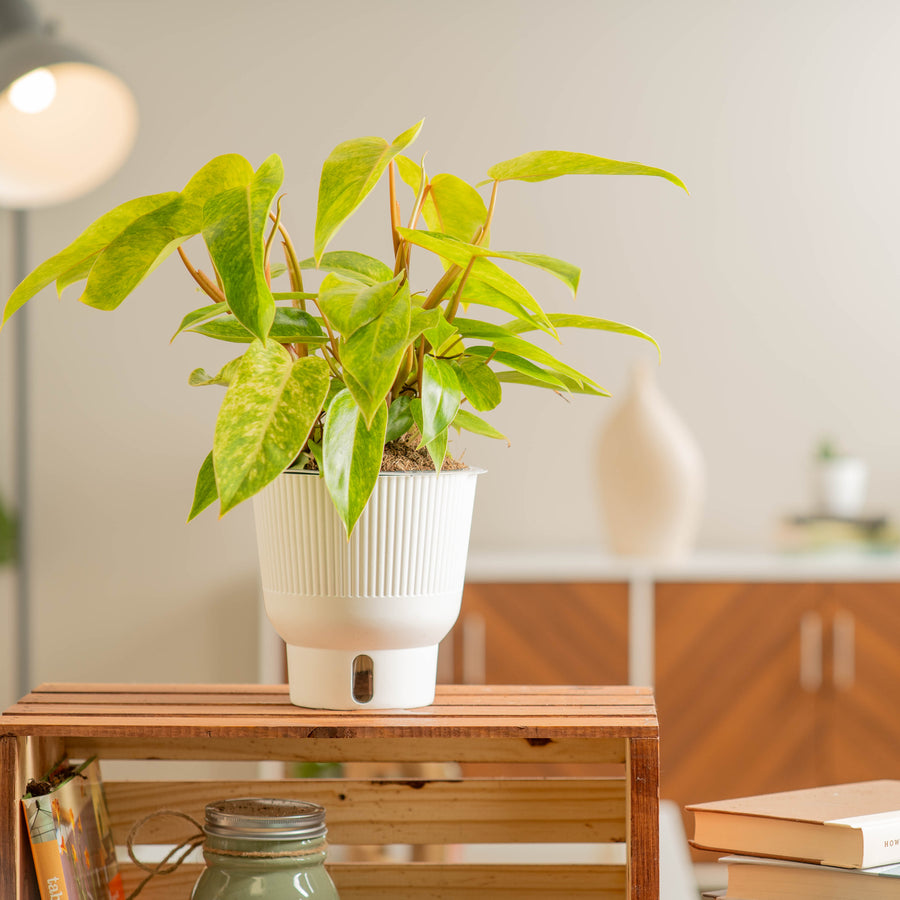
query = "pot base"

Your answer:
(285, 644), (439, 710)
